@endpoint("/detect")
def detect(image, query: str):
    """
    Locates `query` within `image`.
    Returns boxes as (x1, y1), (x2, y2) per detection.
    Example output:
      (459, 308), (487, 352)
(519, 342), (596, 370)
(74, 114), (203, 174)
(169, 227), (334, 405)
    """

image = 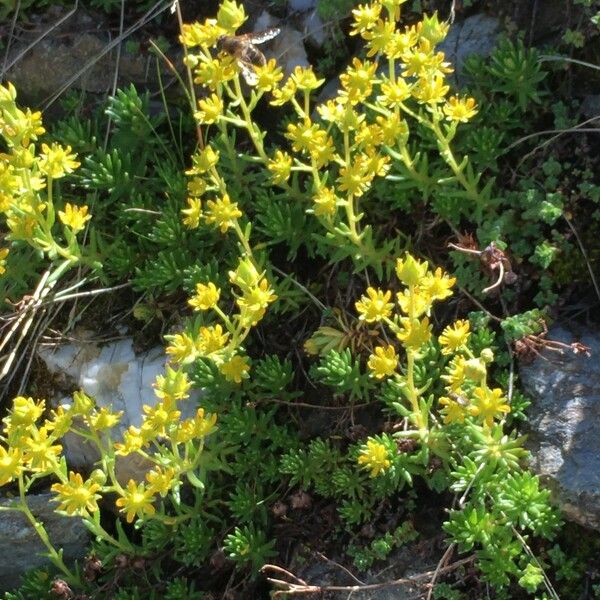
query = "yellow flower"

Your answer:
(205, 193), (242, 233)
(270, 77), (298, 106)
(442, 355), (466, 391)
(51, 471), (101, 516)
(416, 12), (450, 46)
(38, 143), (79, 178)
(254, 59), (284, 92)
(438, 320), (470, 355)
(385, 30), (418, 59)
(187, 177), (207, 197)
(358, 439), (391, 477)
(45, 405), (73, 438)
(317, 99), (344, 123)
(188, 281), (220, 311)
(355, 122), (382, 148)
(337, 154), (372, 197)
(412, 74), (449, 104)
(396, 288), (432, 318)
(182, 197), (202, 229)
(142, 402), (181, 438)
(362, 19), (396, 57)
(220, 354), (250, 384)
(191, 408), (218, 438)
(72, 390), (94, 416)
(165, 332), (196, 364)
(58, 203), (91, 234)
(0, 446), (22, 486)
(115, 479), (156, 523)
(401, 39), (451, 78)
(22, 427), (62, 472)
(0, 247), (8, 275)
(236, 277), (277, 316)
(355, 287), (394, 323)
(376, 113), (409, 146)
(6, 214), (36, 241)
(396, 317), (431, 350)
(422, 267), (455, 302)
(178, 408), (218, 443)
(309, 133), (336, 168)
(195, 93), (223, 124)
(381, 0), (409, 21)
(154, 366), (191, 402)
(186, 146), (219, 175)
(290, 65), (324, 92)
(395, 254), (428, 287)
(367, 345), (398, 379)
(267, 150), (292, 185)
(339, 58), (378, 104)
(5, 396), (45, 430)
(146, 467), (176, 497)
(179, 20), (224, 48)
(216, 0), (246, 33)
(470, 387), (510, 427)
(438, 396), (467, 425)
(444, 96), (478, 122)
(196, 324), (229, 354)
(350, 2), (382, 36)
(312, 187), (338, 218)
(229, 257), (261, 292)
(114, 426), (145, 456)
(286, 118), (319, 154)
(379, 78), (411, 107)
(86, 407), (123, 431)
(364, 149), (390, 177)
(195, 55), (237, 89)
